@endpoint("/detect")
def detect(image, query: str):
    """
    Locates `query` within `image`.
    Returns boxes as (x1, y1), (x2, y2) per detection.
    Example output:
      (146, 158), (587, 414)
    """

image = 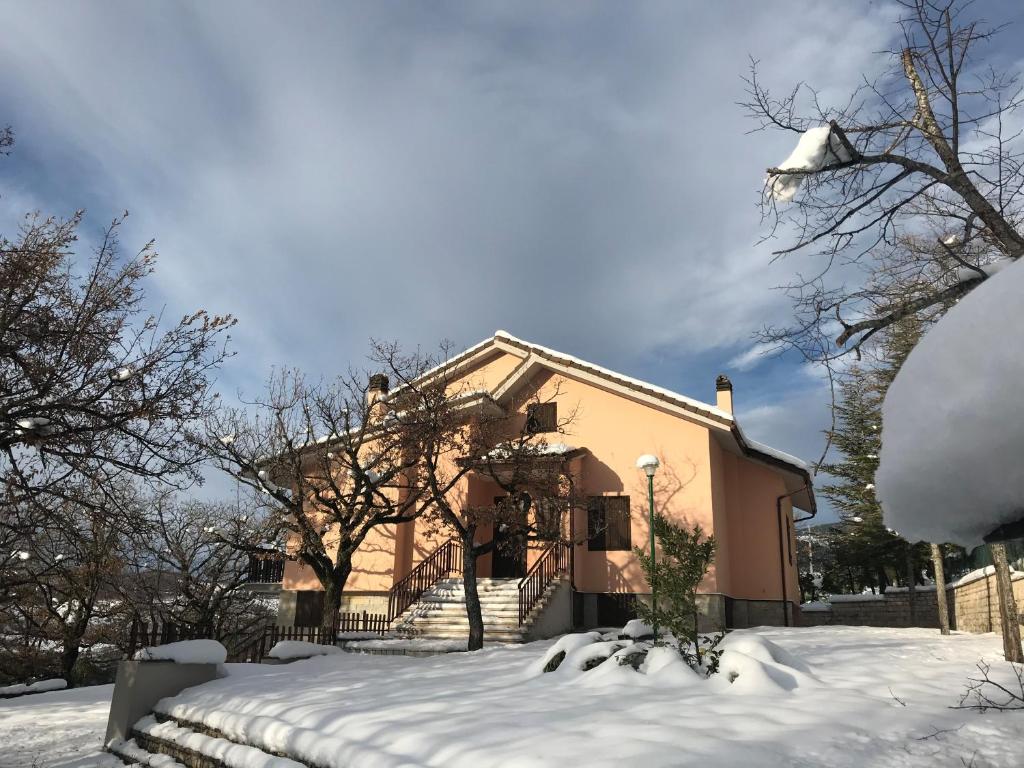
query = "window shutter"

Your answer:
(587, 496), (631, 551)
(526, 402), (557, 434)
